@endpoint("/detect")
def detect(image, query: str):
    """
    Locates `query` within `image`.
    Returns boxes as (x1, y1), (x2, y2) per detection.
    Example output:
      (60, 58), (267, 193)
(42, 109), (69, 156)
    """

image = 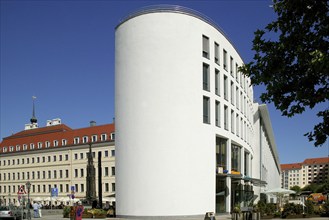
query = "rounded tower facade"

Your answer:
(115, 6), (255, 218)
